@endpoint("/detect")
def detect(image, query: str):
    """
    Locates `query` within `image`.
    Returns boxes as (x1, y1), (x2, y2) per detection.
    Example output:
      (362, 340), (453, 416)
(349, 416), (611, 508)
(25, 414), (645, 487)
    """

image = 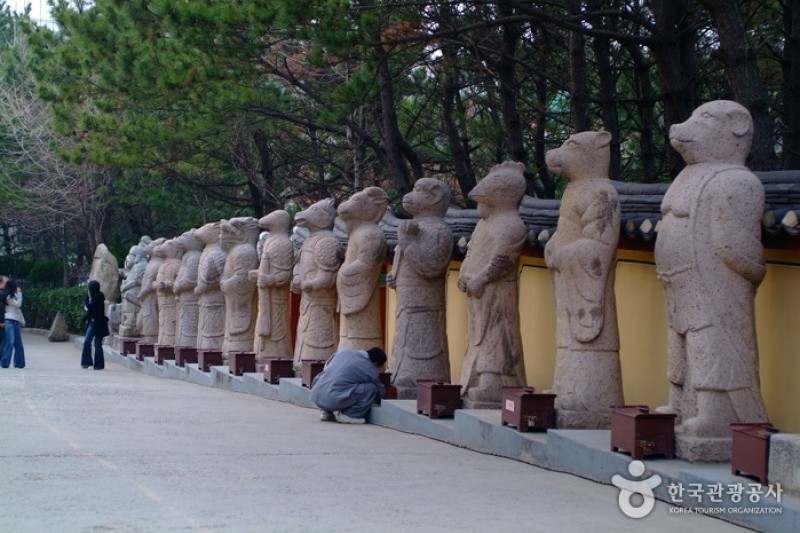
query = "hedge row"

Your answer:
(22, 286), (88, 334)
